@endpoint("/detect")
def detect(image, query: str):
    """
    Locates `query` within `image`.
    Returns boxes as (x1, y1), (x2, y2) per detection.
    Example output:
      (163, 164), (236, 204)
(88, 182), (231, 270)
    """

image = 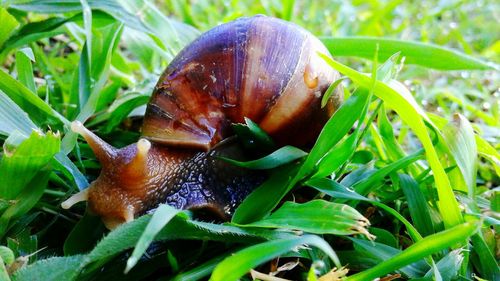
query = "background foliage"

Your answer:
(0, 0), (498, 280)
